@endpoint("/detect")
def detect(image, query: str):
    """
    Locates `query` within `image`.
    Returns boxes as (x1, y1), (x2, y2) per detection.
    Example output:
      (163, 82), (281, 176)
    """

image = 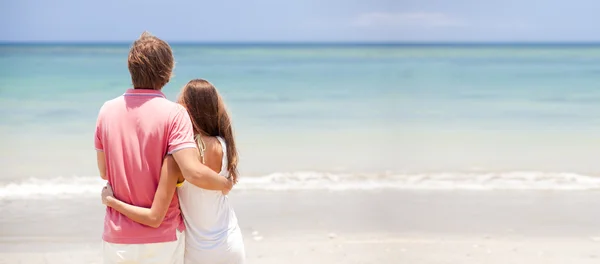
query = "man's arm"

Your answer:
(95, 105), (106, 180)
(97, 151), (107, 180)
(102, 156), (180, 228)
(171, 148), (232, 193)
(167, 106), (232, 193)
